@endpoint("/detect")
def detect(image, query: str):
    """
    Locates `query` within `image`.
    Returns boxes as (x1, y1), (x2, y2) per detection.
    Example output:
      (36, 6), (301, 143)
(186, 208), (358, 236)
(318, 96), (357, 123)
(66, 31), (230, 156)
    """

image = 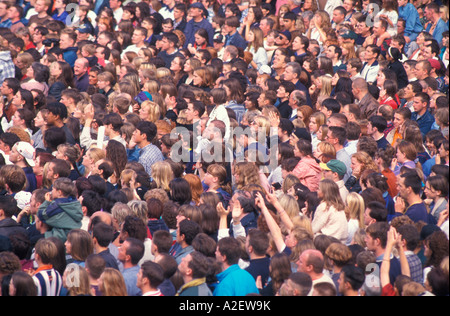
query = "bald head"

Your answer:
(89, 211), (113, 231)
(352, 78), (368, 91)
